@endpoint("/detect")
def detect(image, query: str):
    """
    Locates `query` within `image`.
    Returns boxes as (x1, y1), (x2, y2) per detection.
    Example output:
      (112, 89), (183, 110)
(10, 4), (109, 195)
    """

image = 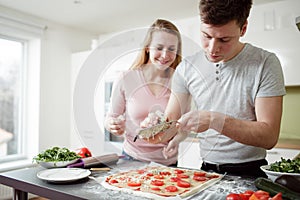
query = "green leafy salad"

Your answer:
(269, 157), (300, 173)
(33, 146), (81, 163)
